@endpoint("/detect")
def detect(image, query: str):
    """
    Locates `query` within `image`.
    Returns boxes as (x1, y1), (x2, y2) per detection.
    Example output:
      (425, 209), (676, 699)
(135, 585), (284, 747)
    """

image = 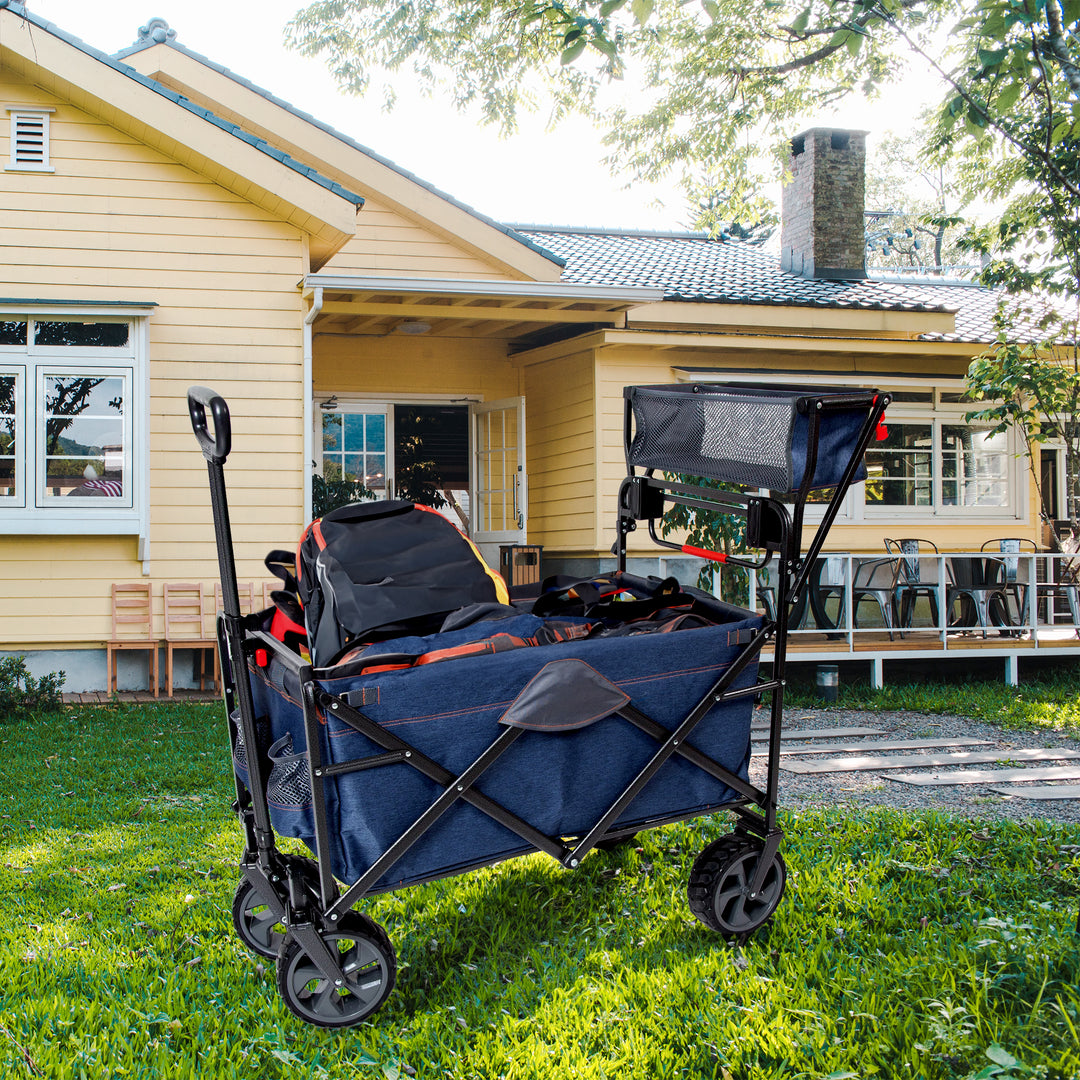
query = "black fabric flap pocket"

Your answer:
(499, 659), (630, 732)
